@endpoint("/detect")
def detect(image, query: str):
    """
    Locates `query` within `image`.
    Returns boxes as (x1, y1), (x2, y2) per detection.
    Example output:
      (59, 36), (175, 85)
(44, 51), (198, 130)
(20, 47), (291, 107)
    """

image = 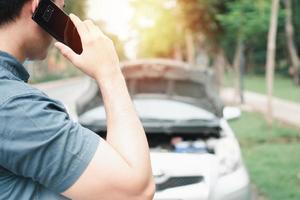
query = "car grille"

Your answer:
(156, 176), (204, 191)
